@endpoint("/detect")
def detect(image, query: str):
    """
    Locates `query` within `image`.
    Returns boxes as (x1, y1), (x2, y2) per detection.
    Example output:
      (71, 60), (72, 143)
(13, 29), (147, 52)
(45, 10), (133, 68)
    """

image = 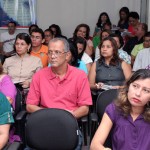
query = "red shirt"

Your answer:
(26, 65), (92, 111)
